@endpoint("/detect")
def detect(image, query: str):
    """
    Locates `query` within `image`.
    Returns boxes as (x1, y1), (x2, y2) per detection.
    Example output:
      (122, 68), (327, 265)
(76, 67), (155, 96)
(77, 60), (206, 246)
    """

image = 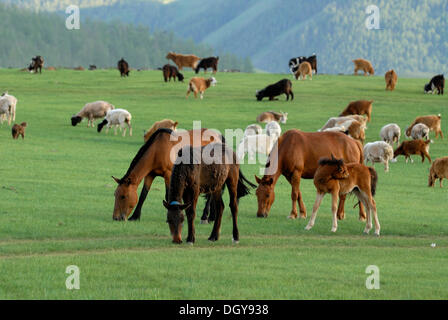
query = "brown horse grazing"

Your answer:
(305, 157), (380, 235)
(255, 130), (366, 221)
(163, 143), (255, 244)
(112, 128), (222, 221)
